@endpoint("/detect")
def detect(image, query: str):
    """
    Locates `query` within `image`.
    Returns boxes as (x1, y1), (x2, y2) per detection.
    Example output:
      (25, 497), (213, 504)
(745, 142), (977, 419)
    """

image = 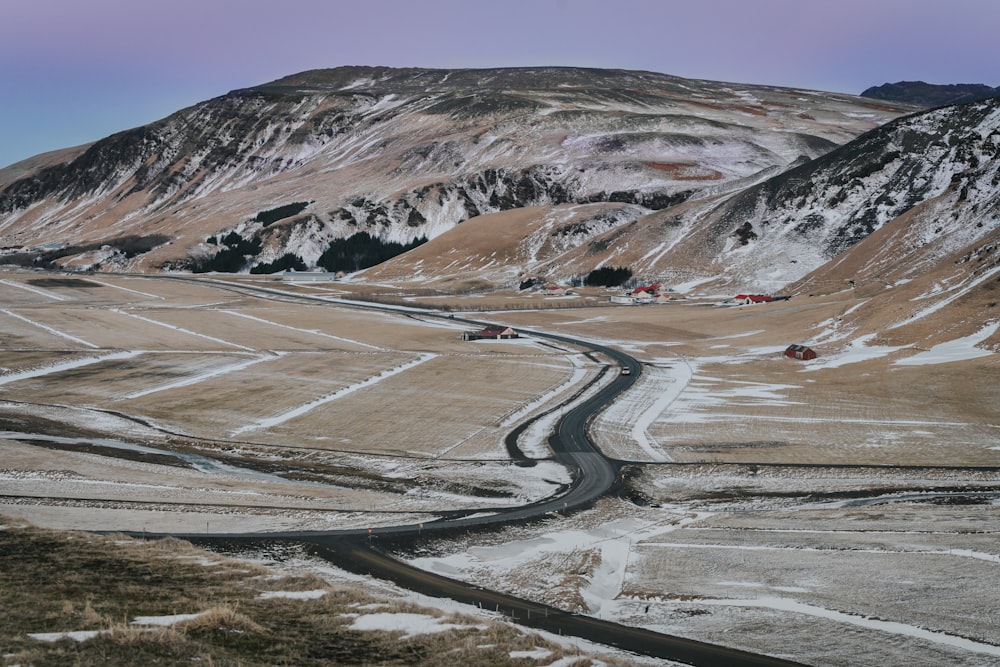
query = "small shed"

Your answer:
(785, 344), (817, 360)
(462, 326), (519, 341)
